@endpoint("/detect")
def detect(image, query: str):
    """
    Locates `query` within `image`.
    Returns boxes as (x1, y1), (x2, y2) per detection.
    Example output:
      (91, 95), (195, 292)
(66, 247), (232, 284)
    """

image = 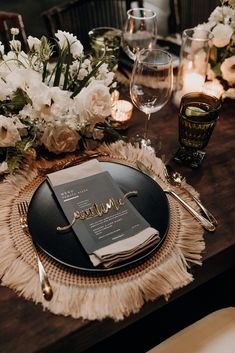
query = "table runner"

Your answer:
(0, 141), (204, 321)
